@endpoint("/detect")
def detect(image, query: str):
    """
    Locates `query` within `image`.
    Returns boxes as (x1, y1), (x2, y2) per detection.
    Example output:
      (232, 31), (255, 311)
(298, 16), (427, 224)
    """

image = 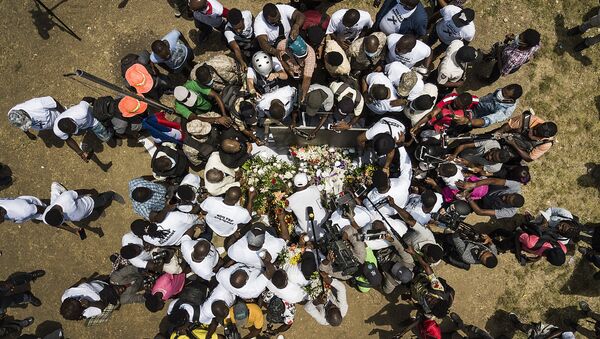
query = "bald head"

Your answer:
(221, 139), (241, 154)
(364, 34), (380, 54)
(206, 168), (224, 183)
(191, 239), (211, 262)
(395, 34), (417, 54)
(326, 306), (343, 326)
(342, 9), (360, 27)
(224, 186), (242, 204)
(211, 300), (229, 319)
(230, 269), (249, 288)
